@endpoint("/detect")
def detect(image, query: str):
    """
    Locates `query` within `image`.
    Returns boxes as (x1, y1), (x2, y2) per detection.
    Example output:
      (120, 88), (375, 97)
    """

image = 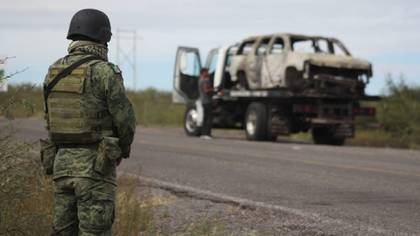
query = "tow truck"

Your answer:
(173, 33), (378, 145)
